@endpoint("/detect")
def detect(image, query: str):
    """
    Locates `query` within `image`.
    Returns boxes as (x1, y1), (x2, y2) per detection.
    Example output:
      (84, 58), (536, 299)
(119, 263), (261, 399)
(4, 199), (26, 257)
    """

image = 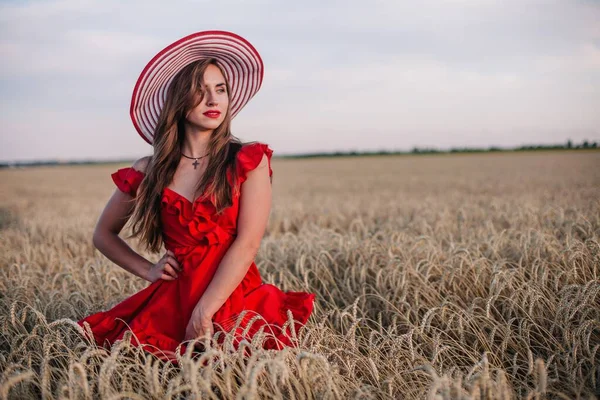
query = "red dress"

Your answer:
(77, 143), (316, 362)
